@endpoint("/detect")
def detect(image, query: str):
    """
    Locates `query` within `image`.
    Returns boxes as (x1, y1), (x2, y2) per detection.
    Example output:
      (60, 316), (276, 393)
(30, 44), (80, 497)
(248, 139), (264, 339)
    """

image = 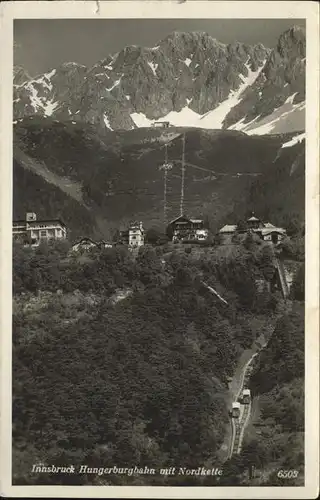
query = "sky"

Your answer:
(14, 19), (305, 76)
